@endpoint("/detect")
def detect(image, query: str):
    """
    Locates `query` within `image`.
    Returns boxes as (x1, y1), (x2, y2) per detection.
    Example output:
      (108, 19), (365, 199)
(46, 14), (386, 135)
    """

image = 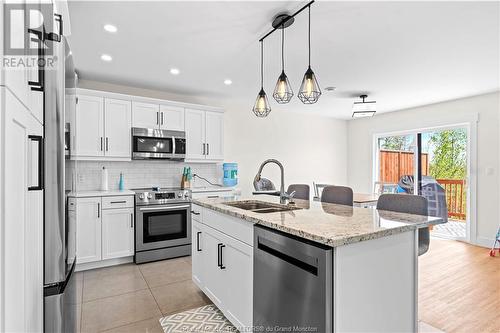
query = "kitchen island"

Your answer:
(191, 195), (444, 332)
